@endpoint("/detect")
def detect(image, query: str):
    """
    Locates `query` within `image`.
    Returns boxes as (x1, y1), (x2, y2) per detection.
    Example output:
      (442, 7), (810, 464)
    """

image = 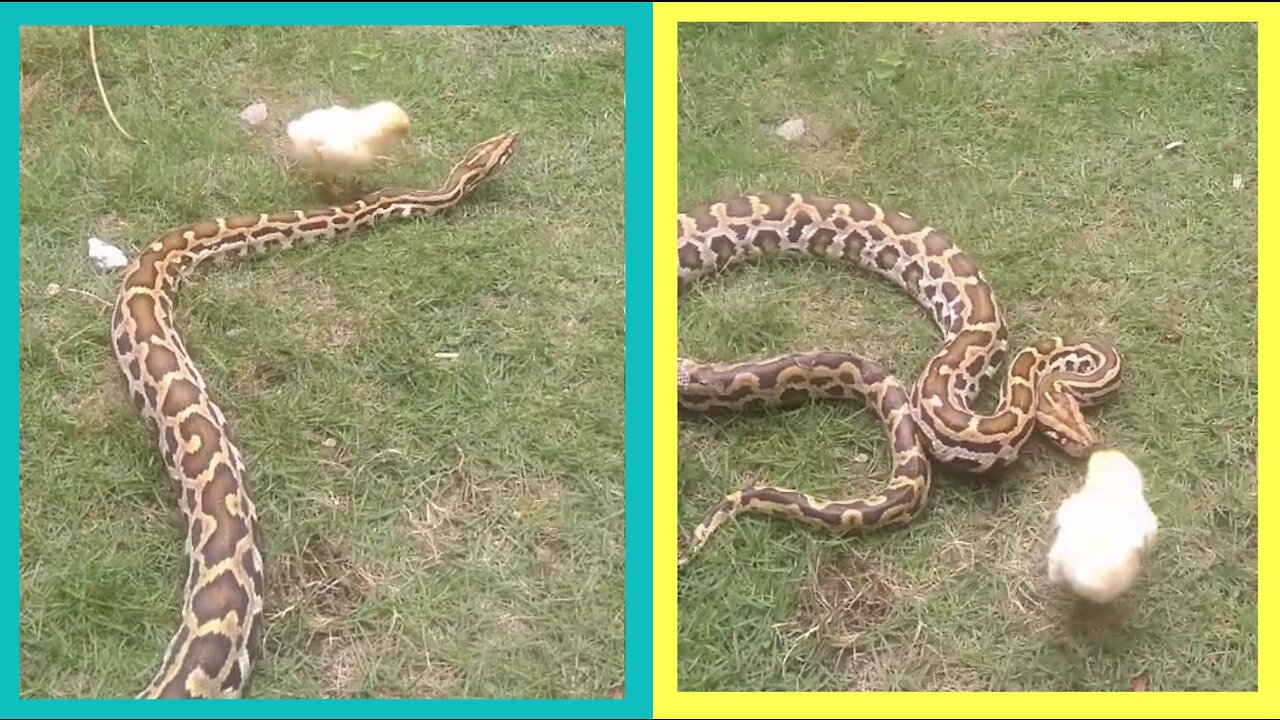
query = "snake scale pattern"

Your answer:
(677, 193), (1123, 565)
(109, 132), (517, 698)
